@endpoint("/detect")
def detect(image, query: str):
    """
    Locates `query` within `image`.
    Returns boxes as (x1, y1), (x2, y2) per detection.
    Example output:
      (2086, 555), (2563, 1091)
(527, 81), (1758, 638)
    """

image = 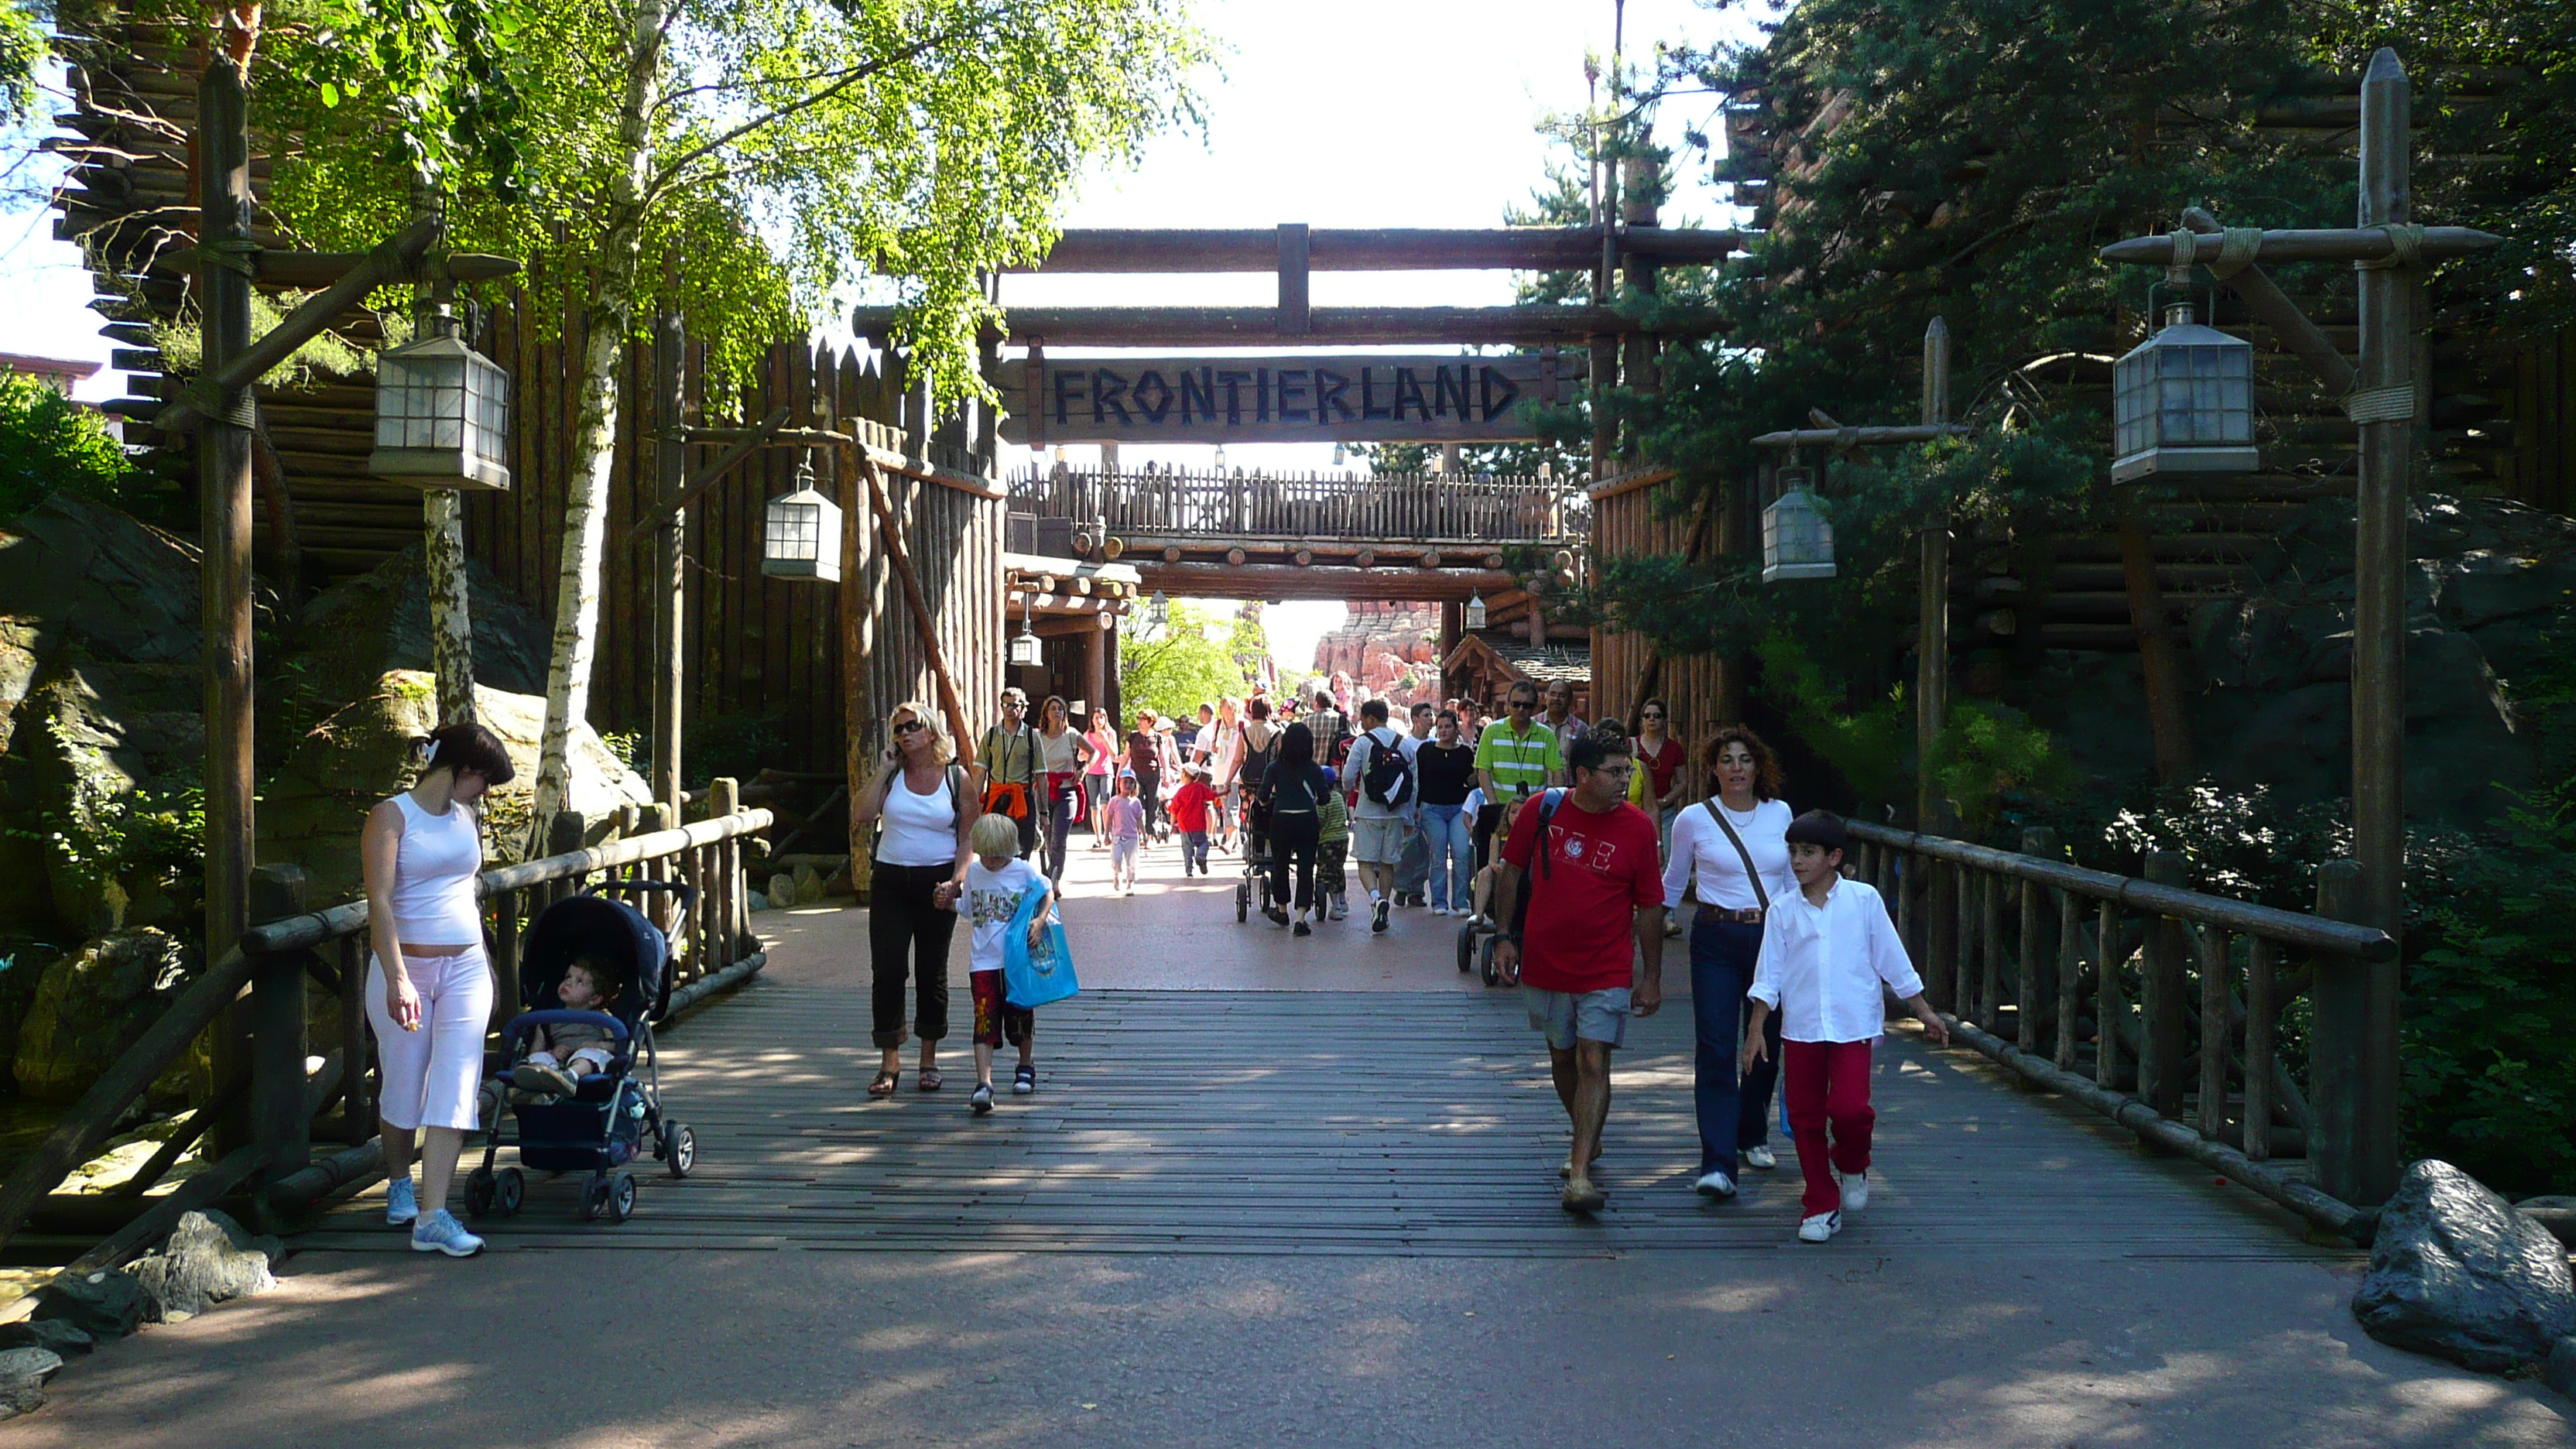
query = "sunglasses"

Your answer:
(1642, 711), (1665, 720)
(892, 719), (926, 735)
(1509, 698), (1536, 710)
